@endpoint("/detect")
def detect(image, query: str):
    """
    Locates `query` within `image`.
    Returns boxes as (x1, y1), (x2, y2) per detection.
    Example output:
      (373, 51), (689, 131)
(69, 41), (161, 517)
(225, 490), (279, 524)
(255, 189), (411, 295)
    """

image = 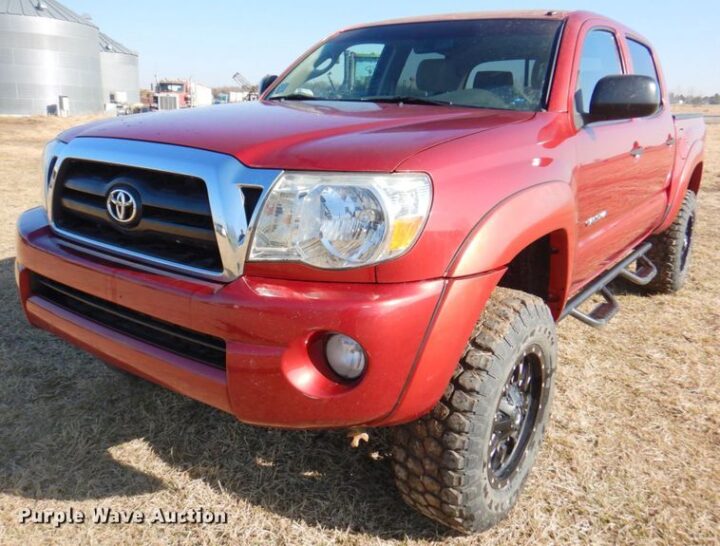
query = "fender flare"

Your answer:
(379, 181), (577, 425)
(656, 140), (704, 233)
(446, 180), (577, 316)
